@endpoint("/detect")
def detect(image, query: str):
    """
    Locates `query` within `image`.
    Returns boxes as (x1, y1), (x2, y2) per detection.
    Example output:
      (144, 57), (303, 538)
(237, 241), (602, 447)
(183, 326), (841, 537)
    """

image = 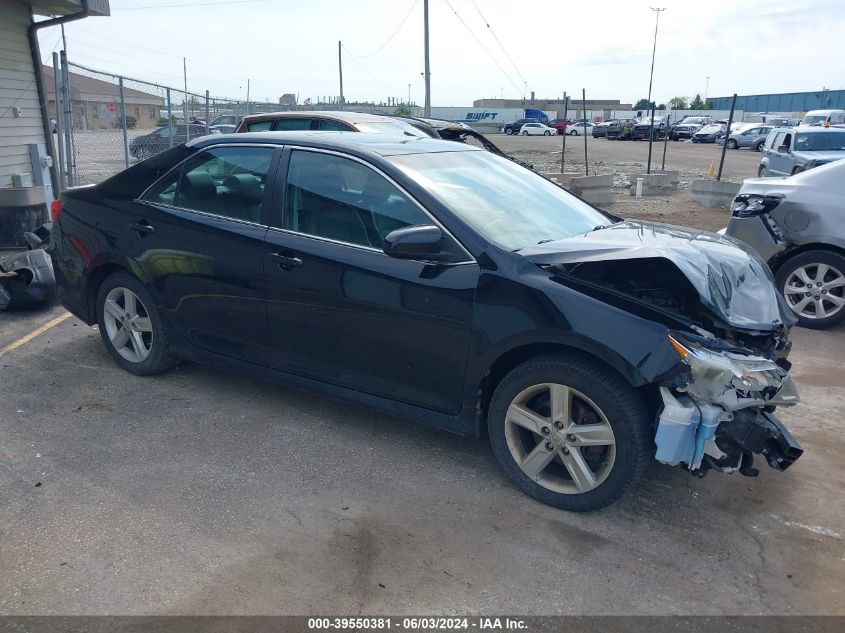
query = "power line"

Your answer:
(340, 43), (403, 92)
(469, 0), (529, 94)
(345, 0), (418, 59)
(442, 0), (521, 97)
